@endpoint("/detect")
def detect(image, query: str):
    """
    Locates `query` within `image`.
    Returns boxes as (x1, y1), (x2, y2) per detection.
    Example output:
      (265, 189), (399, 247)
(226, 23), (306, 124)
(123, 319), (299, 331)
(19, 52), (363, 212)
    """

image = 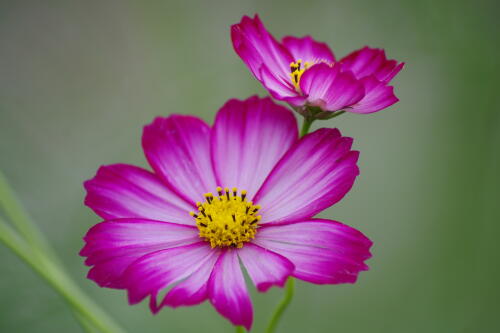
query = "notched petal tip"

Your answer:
(255, 219), (373, 285)
(340, 46), (404, 83)
(348, 76), (400, 114)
